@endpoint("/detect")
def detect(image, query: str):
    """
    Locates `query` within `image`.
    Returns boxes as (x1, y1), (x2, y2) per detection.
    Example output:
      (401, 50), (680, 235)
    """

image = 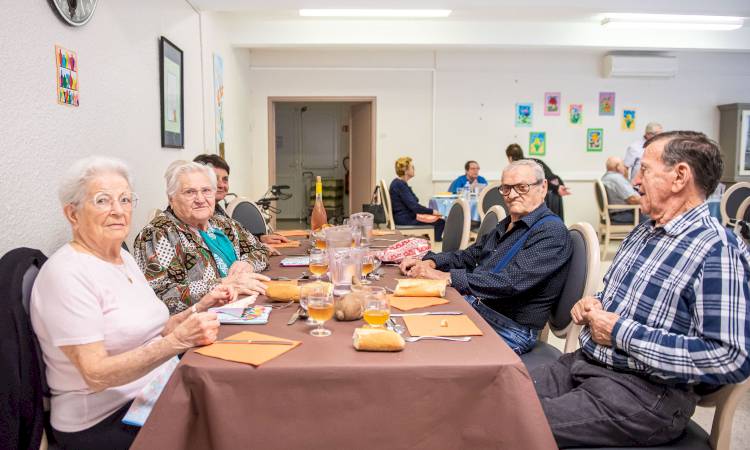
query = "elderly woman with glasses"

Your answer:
(134, 160), (270, 315)
(30, 156), (233, 450)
